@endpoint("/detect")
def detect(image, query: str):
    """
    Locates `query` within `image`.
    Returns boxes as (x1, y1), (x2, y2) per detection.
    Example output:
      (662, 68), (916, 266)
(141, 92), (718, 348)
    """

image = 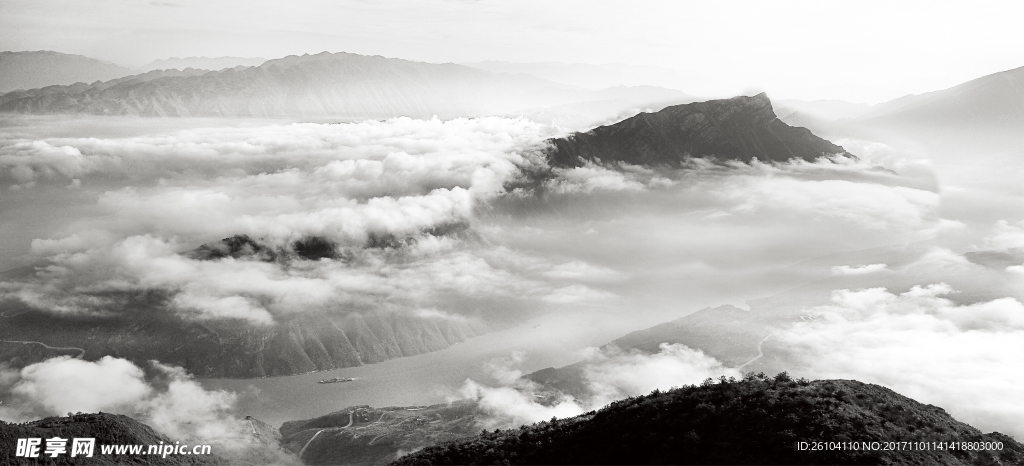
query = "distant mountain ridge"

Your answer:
(0, 68), (213, 108)
(0, 51), (133, 93)
(0, 51), (687, 120)
(139, 56), (267, 72)
(545, 93), (853, 167)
